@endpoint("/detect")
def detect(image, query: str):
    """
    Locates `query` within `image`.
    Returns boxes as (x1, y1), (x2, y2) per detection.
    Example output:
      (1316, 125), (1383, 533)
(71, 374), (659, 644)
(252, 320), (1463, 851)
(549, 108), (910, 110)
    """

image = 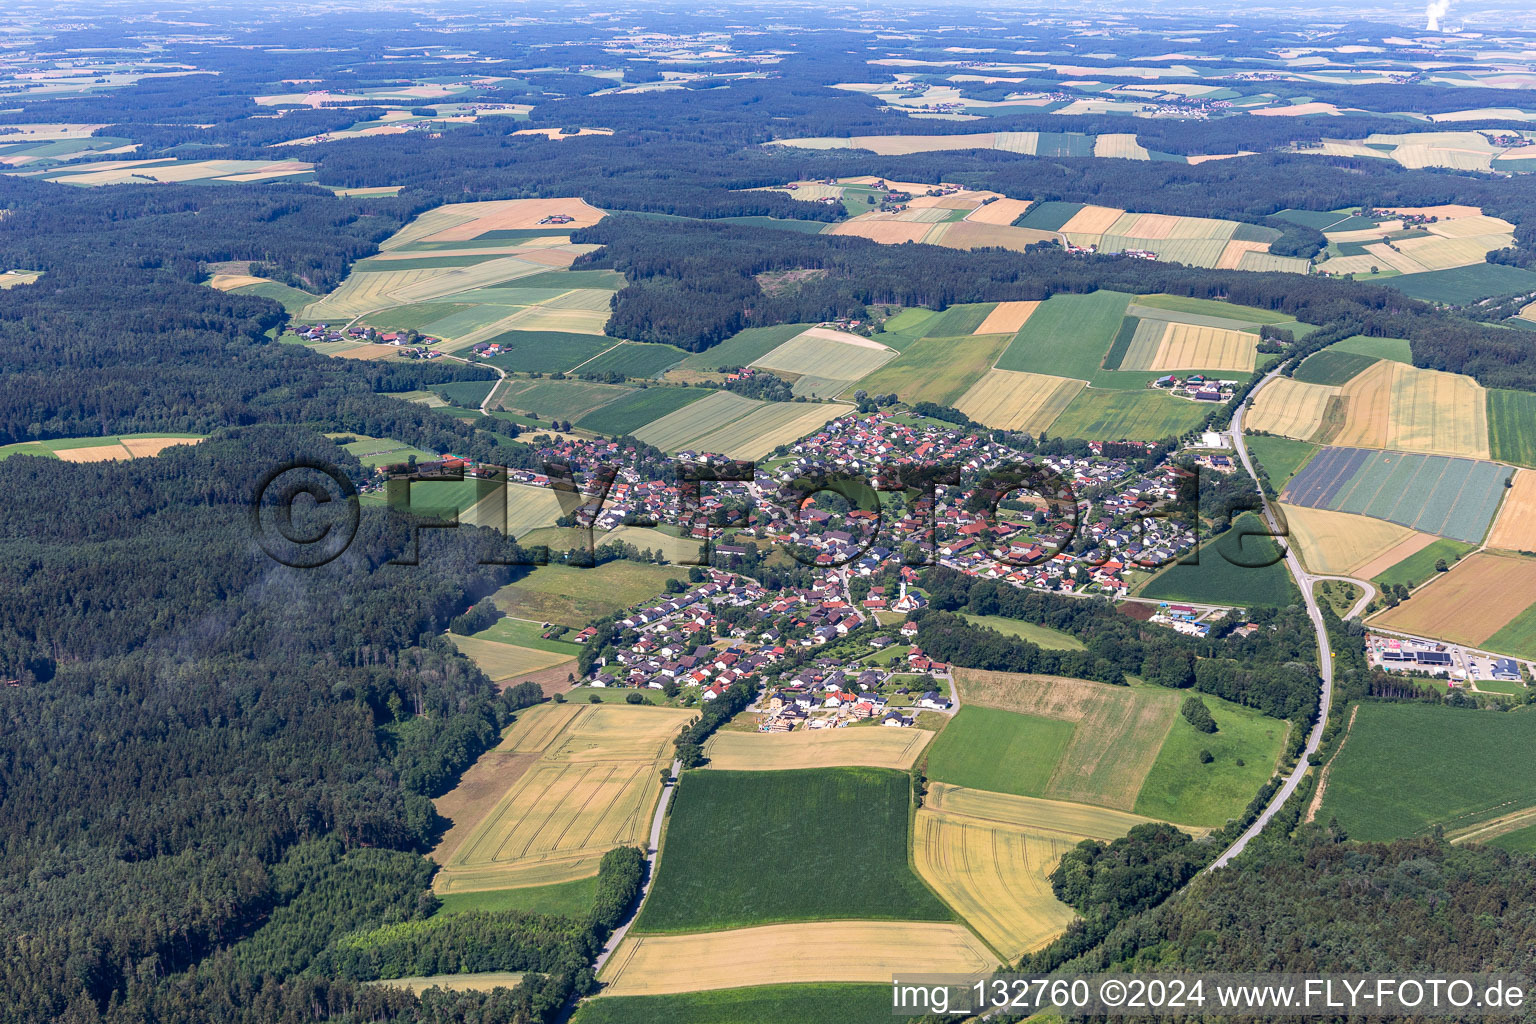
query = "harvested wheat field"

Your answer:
(1278, 504), (1429, 577)
(964, 197), (1034, 225)
(53, 437), (203, 462)
(1351, 532), (1442, 581)
(701, 727), (933, 771)
(447, 634), (573, 683)
(750, 327), (896, 382)
(1362, 243), (1430, 276)
(1136, 322), (1258, 373)
(209, 273), (266, 291)
(1059, 204), (1126, 235)
(1246, 377), (1340, 440)
(1330, 360), (1489, 459)
(955, 369), (1083, 434)
(597, 921), (997, 995)
(826, 217), (932, 244)
(913, 808), (1078, 958)
(1487, 470), (1536, 553)
(1395, 232), (1514, 271)
(1370, 552), (1536, 648)
(974, 300), (1040, 335)
(938, 221), (1059, 251)
(371, 974), (524, 995)
(924, 782), (1175, 841)
(1215, 239), (1273, 269)
(956, 669), (1180, 811)
(435, 704), (691, 893)
(421, 198), (605, 243)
